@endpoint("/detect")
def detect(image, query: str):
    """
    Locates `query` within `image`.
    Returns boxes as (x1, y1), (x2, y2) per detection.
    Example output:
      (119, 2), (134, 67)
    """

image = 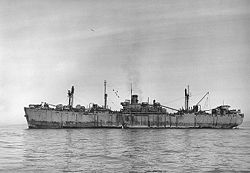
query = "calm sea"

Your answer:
(0, 123), (250, 173)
